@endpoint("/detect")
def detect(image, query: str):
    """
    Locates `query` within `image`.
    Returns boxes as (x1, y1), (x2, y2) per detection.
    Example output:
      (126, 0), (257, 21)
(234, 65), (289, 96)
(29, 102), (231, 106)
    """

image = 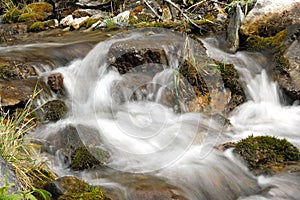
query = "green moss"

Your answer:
(246, 30), (288, 50)
(59, 187), (106, 200)
(82, 18), (98, 28)
(56, 176), (106, 200)
(30, 21), (45, 32)
(27, 2), (53, 15)
(235, 135), (300, 175)
(70, 147), (110, 170)
(18, 13), (41, 22)
(2, 7), (22, 23)
(43, 100), (67, 121)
